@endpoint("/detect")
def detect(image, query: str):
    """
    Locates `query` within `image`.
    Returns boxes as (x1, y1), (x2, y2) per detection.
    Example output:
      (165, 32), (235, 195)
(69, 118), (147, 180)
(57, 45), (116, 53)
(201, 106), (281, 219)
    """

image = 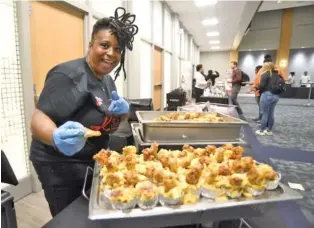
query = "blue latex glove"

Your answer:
(108, 91), (129, 115)
(52, 121), (86, 156)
